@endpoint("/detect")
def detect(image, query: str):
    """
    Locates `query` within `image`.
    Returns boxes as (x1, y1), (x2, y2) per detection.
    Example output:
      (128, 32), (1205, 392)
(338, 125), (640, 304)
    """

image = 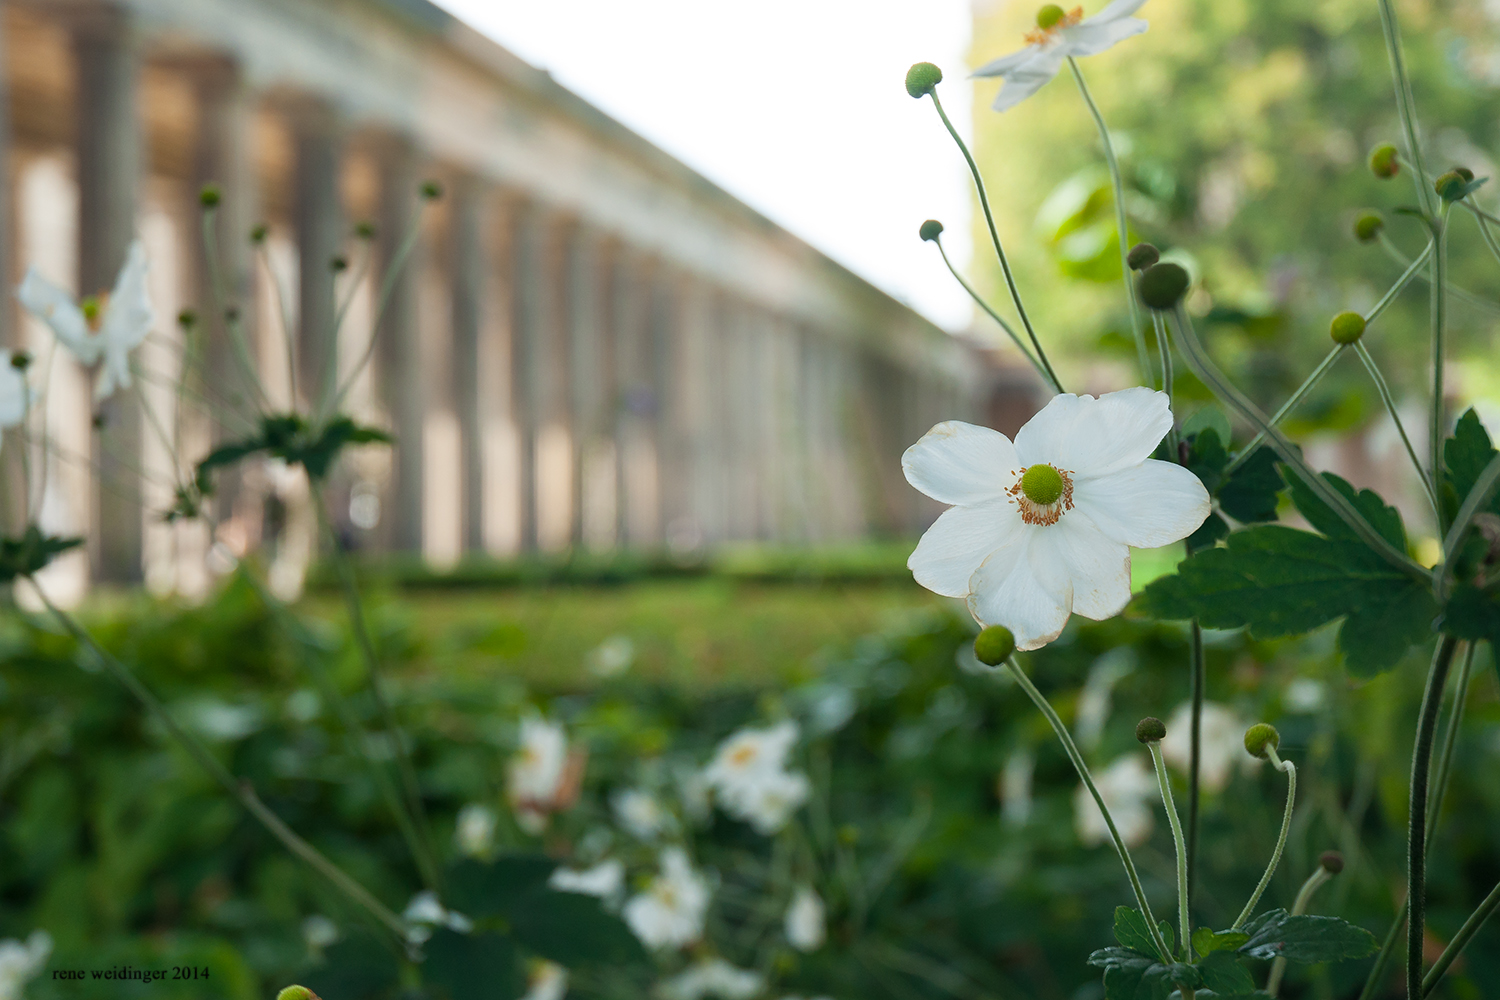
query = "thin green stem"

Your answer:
(1067, 57), (1150, 385)
(1423, 879), (1500, 996)
(1437, 451), (1500, 599)
(1002, 656), (1172, 963)
(1151, 311), (1175, 412)
(1169, 306), (1430, 581)
(1376, 0), (1434, 215)
(1428, 642), (1475, 830)
(200, 209), (270, 415)
(1231, 746), (1296, 930)
(1429, 215), (1448, 532)
(927, 89), (1062, 393)
(933, 237), (1047, 383)
(1407, 635), (1460, 1000)
(1367, 238), (1432, 322)
(1147, 743), (1191, 960)
(1186, 621), (1203, 902)
(27, 580), (407, 941)
(1353, 342), (1439, 520)
(1377, 233), (1499, 316)
(1267, 867), (1334, 996)
(1224, 345), (1345, 476)
(253, 237), (300, 408)
(1465, 195), (1500, 269)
